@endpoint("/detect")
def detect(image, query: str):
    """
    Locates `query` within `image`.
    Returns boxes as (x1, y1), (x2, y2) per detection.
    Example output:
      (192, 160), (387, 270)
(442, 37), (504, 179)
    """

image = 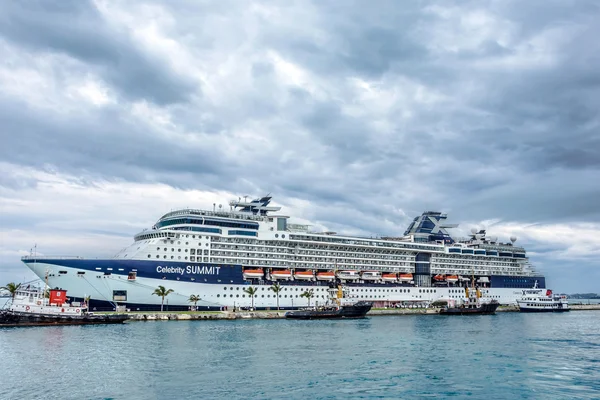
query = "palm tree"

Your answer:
(0, 282), (21, 300)
(243, 286), (258, 310)
(152, 285), (174, 312)
(300, 289), (314, 307)
(269, 283), (283, 310)
(188, 294), (201, 311)
(84, 295), (91, 310)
